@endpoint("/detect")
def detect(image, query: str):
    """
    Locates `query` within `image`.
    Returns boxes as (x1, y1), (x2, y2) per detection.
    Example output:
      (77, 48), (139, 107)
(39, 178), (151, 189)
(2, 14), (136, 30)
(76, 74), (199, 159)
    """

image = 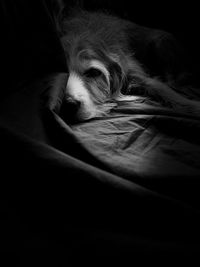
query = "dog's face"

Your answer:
(60, 10), (148, 123)
(66, 50), (113, 121)
(58, 10), (196, 122)
(61, 35), (127, 122)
